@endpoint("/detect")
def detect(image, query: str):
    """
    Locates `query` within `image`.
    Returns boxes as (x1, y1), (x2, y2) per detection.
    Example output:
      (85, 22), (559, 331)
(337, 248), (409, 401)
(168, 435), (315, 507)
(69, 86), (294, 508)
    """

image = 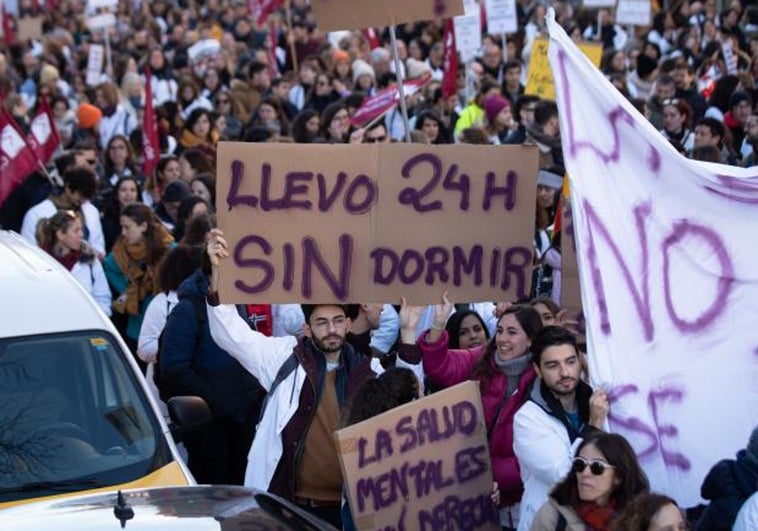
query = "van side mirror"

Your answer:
(167, 396), (211, 442)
